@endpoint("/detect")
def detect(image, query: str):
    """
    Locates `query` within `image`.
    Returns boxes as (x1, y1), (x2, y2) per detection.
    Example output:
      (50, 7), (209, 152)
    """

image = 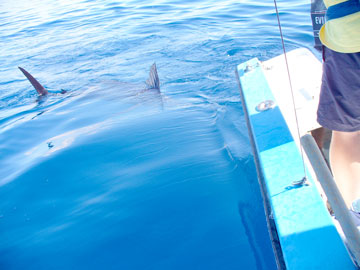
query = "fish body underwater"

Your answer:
(0, 63), (163, 185)
(18, 63), (160, 97)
